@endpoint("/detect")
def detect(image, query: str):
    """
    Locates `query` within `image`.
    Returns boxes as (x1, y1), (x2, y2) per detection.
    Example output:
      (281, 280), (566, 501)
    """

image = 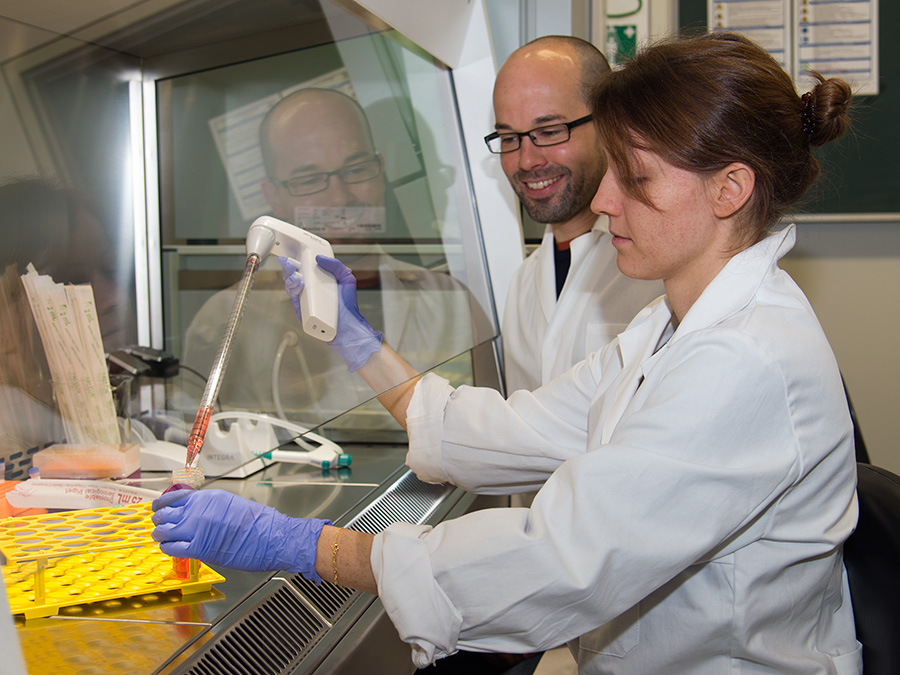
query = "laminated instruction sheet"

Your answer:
(709, 0), (879, 95)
